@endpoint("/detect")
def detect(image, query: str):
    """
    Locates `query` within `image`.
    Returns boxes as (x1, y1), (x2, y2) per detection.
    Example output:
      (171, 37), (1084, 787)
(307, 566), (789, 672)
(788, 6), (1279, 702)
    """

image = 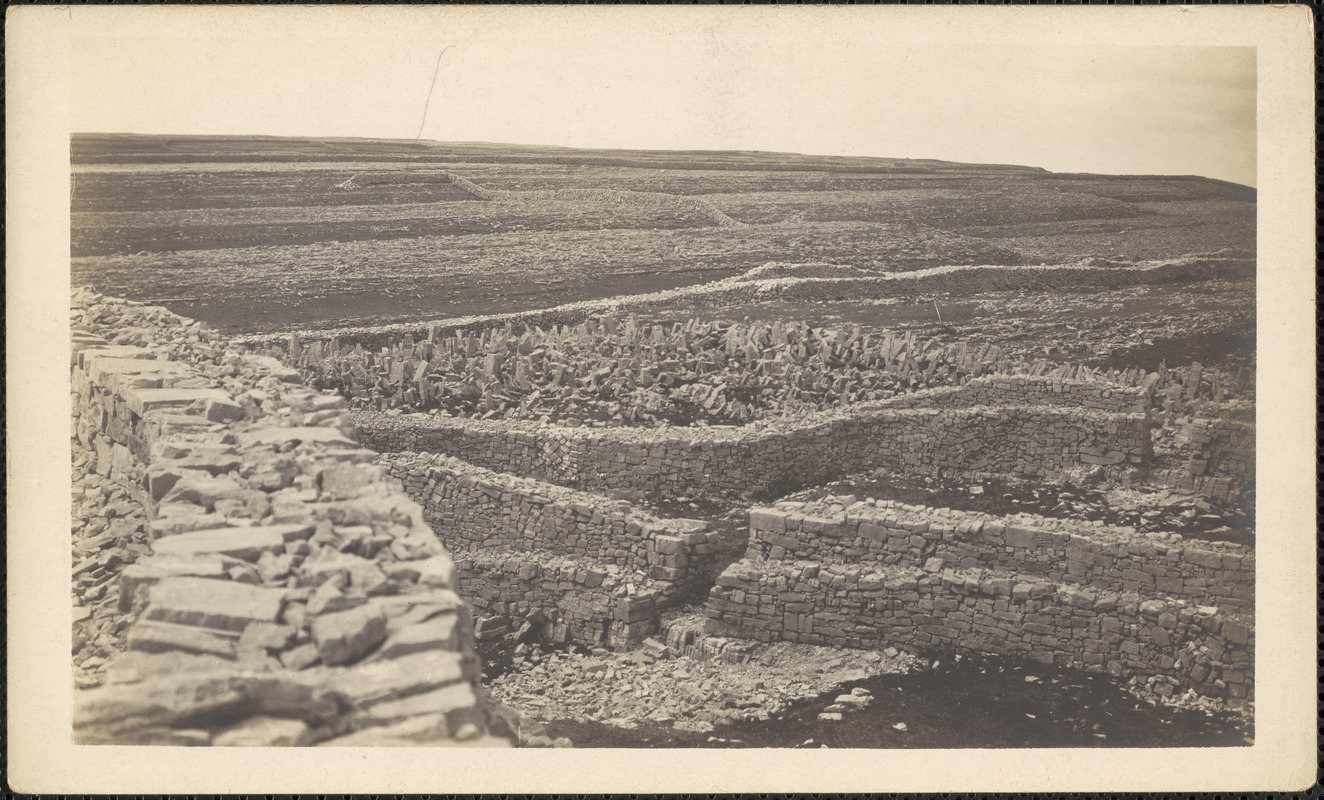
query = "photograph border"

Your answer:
(7, 4), (1316, 793)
